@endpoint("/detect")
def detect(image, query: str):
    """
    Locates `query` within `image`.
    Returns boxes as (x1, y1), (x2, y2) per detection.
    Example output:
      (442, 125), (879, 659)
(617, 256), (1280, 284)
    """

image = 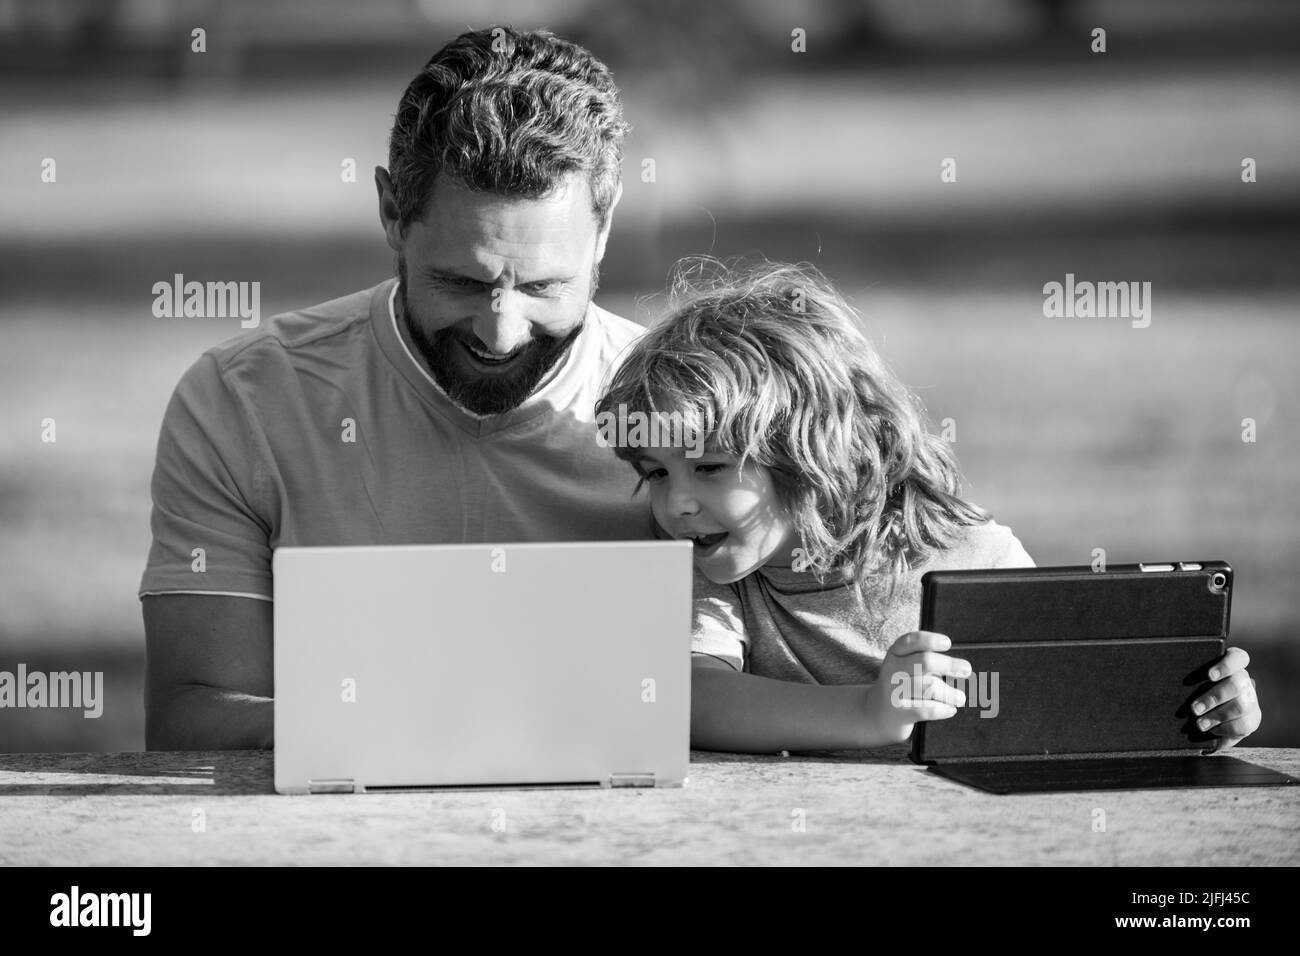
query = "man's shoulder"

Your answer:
(587, 300), (646, 355)
(203, 281), (387, 372)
